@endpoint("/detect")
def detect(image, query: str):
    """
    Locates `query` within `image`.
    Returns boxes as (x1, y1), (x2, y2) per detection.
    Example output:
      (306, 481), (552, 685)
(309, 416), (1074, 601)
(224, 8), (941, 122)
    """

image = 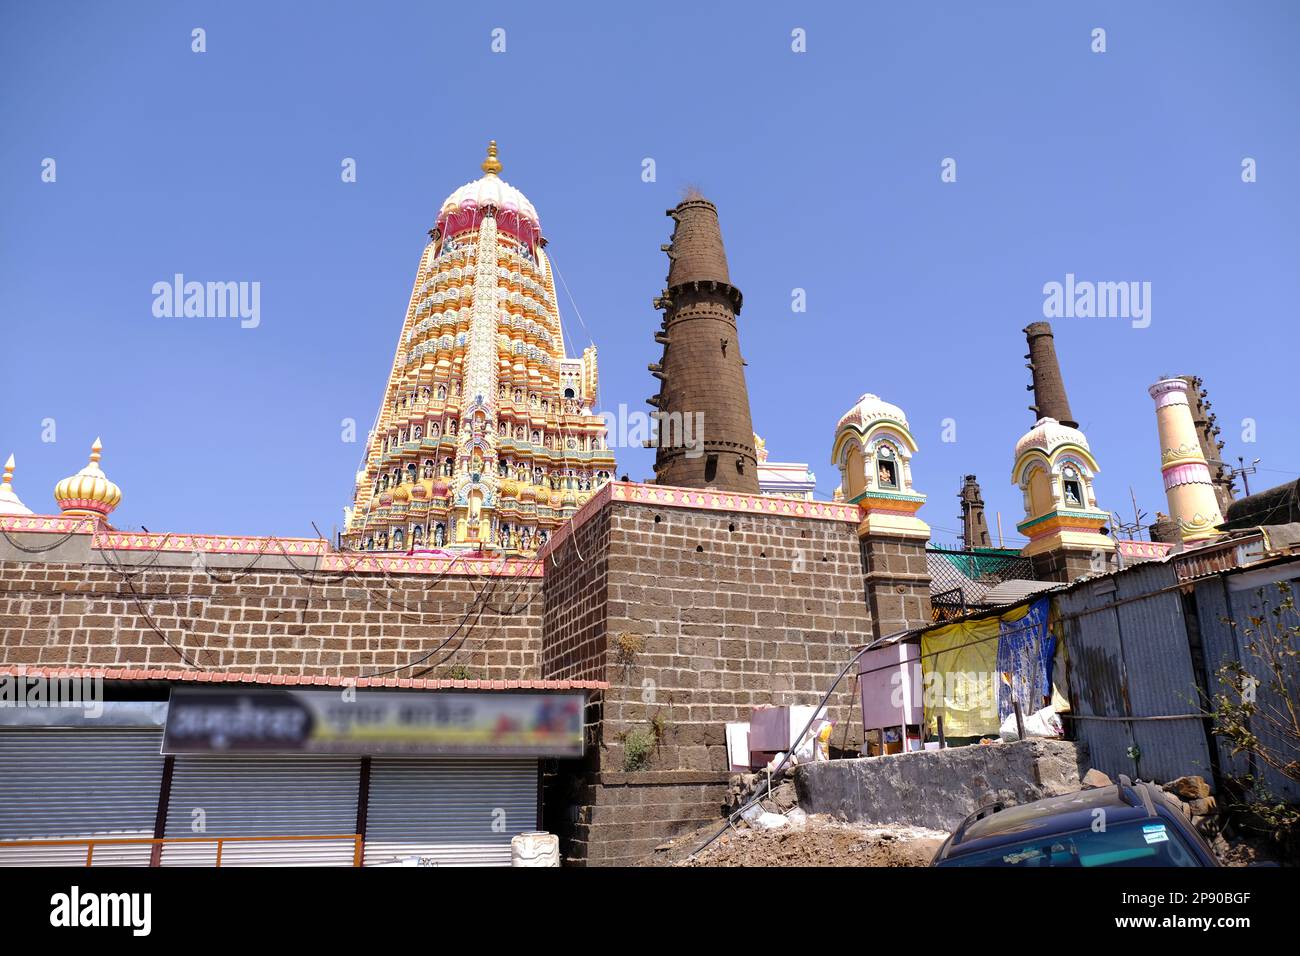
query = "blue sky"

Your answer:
(2, 1), (1297, 545)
